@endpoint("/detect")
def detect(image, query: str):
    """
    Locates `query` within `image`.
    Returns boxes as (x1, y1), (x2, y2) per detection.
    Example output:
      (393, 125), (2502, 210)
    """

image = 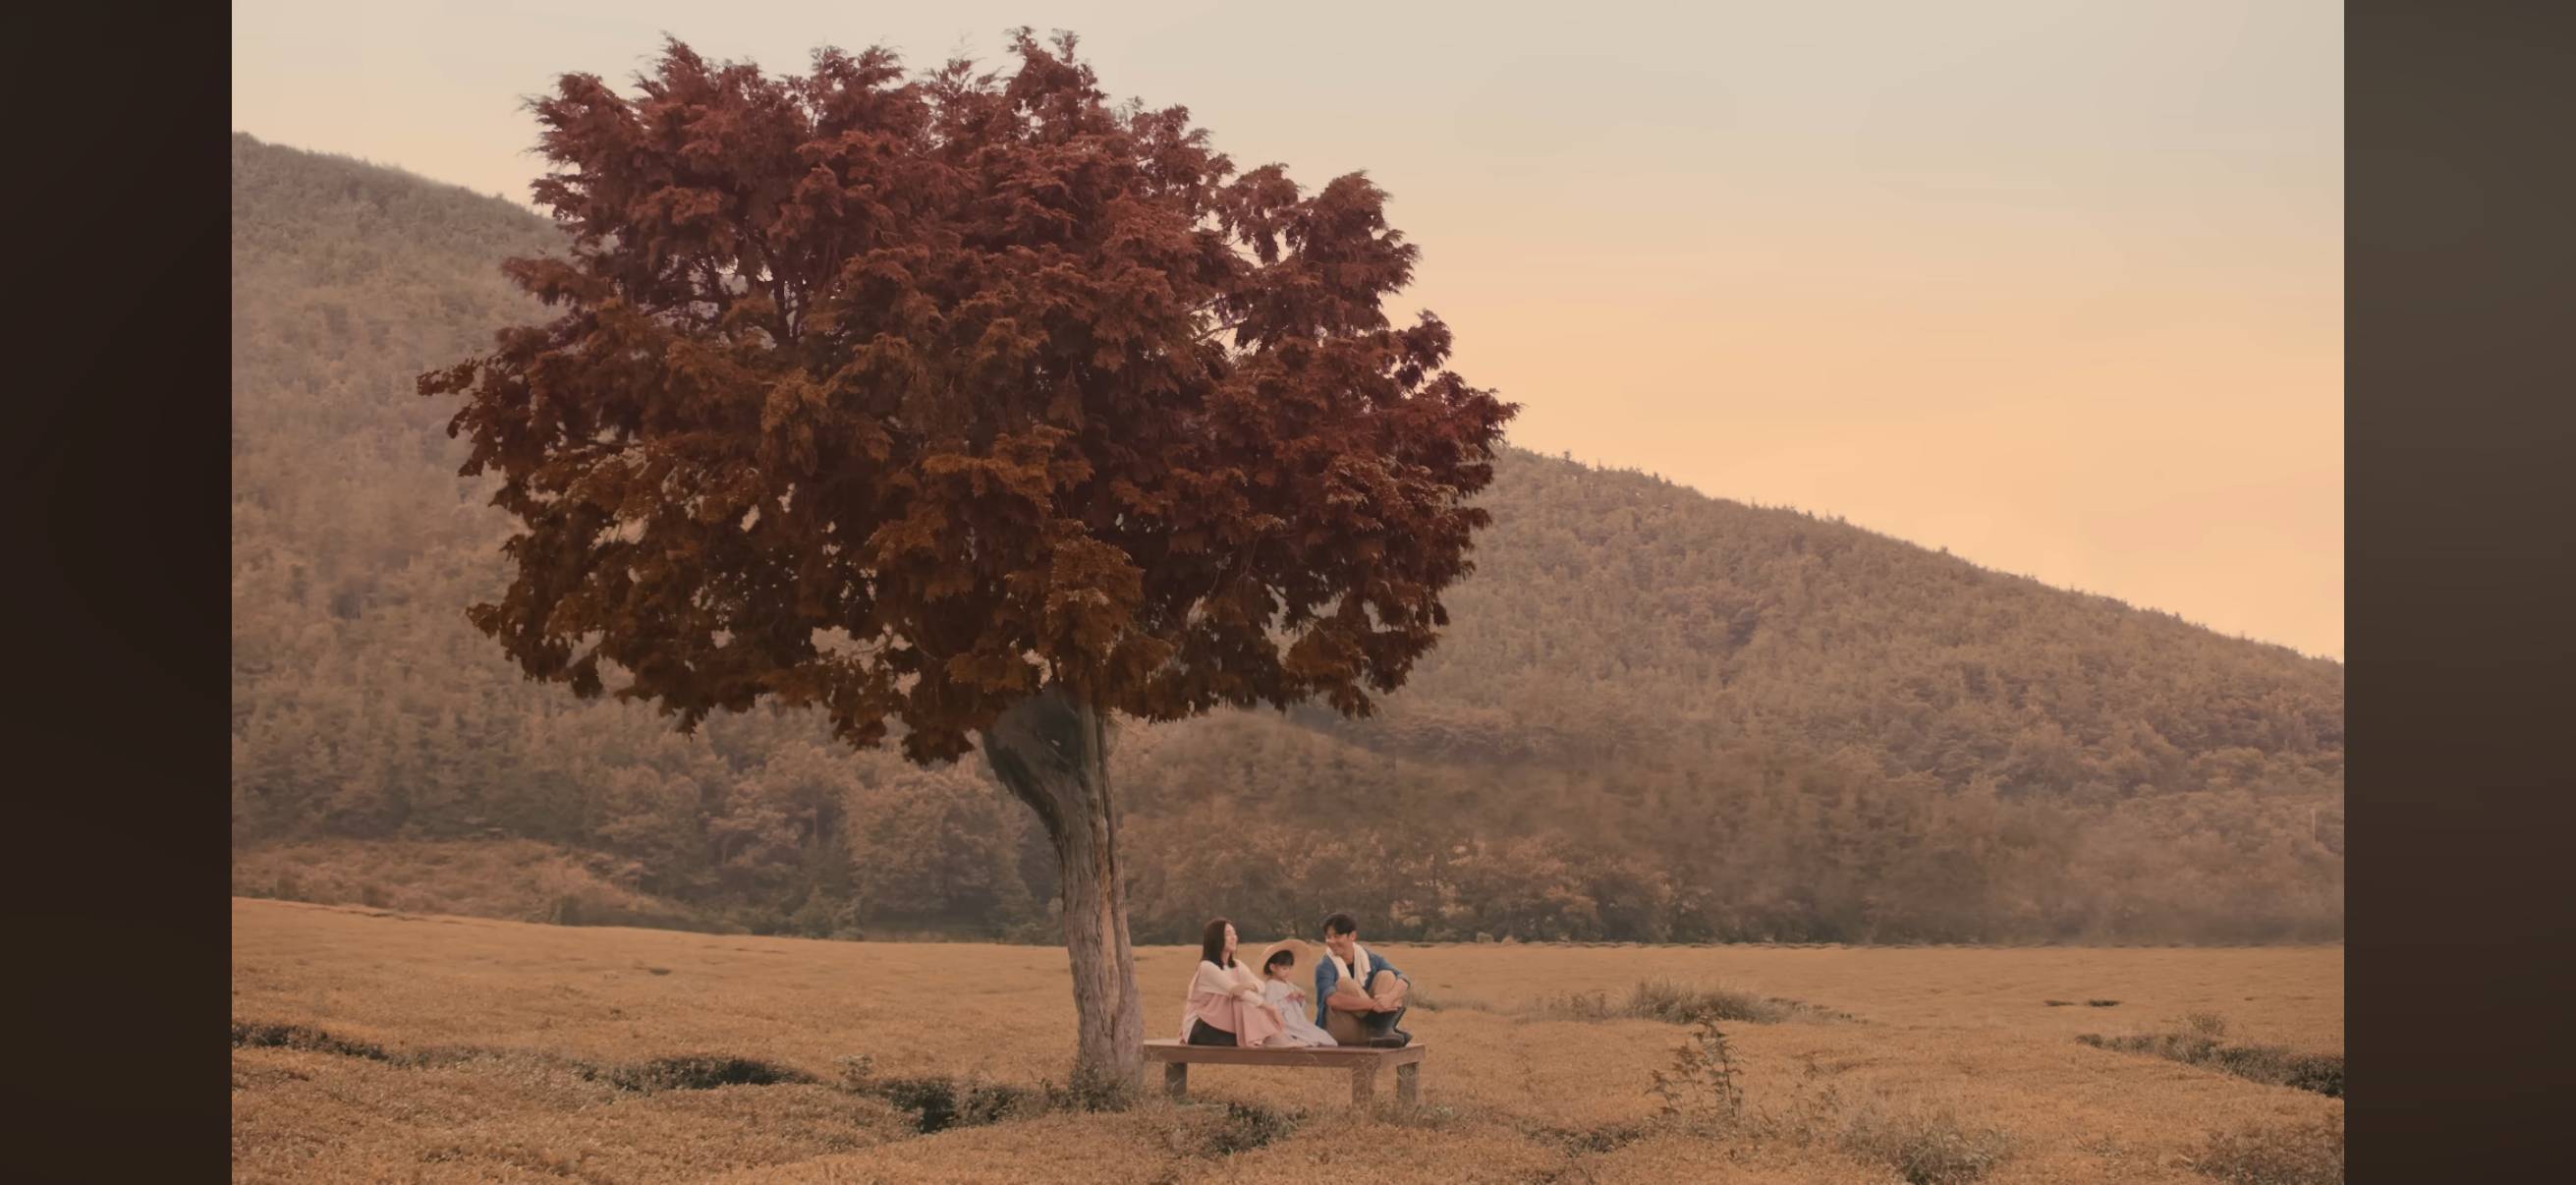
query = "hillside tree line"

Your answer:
(231, 132), (2343, 946)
